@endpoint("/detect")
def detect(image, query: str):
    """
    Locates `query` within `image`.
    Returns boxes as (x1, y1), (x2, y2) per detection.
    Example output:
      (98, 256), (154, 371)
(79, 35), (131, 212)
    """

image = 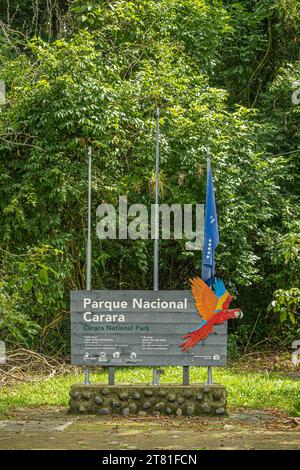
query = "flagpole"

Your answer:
(206, 150), (213, 385)
(154, 106), (159, 292)
(153, 106), (160, 385)
(207, 365), (213, 385)
(87, 145), (92, 292)
(84, 145), (92, 385)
